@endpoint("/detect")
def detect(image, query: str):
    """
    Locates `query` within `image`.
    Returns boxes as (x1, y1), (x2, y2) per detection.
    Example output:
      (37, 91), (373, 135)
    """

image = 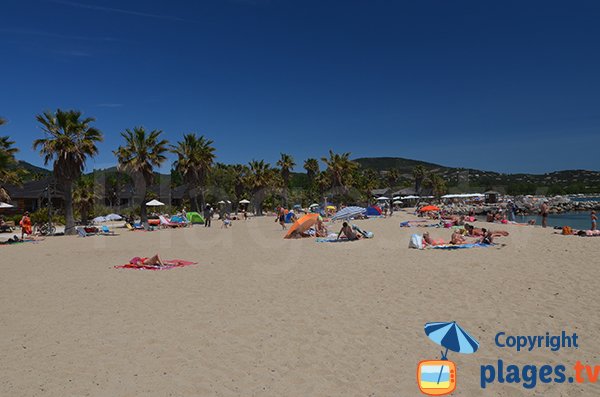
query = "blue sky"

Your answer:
(1, 0), (599, 174)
